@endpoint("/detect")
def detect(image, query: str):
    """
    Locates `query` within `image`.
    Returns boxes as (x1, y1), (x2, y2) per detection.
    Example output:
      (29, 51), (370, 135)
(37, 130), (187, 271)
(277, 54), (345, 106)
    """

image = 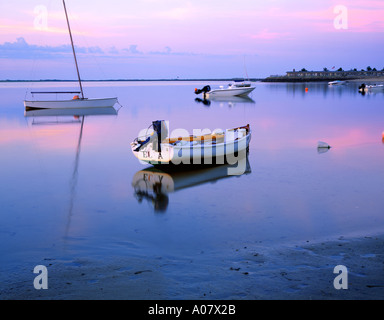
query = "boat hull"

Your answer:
(131, 126), (251, 167)
(328, 80), (346, 85)
(24, 97), (118, 110)
(207, 87), (255, 97)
